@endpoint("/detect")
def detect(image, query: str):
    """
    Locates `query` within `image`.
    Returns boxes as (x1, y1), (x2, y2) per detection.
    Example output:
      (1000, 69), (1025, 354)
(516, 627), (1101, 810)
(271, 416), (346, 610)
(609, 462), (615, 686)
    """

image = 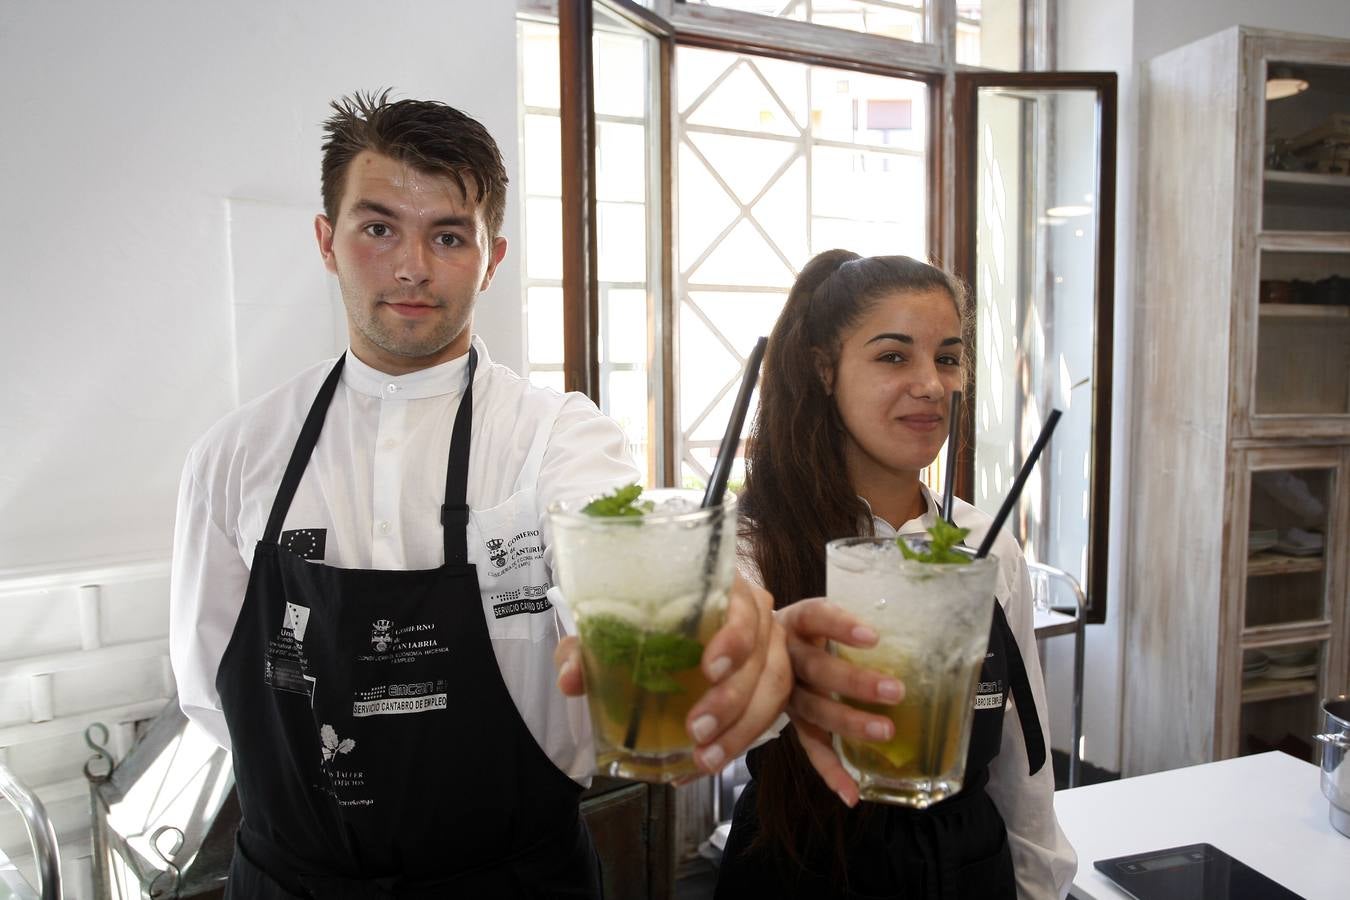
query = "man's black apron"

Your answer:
(215, 349), (602, 899)
(716, 598), (1046, 900)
